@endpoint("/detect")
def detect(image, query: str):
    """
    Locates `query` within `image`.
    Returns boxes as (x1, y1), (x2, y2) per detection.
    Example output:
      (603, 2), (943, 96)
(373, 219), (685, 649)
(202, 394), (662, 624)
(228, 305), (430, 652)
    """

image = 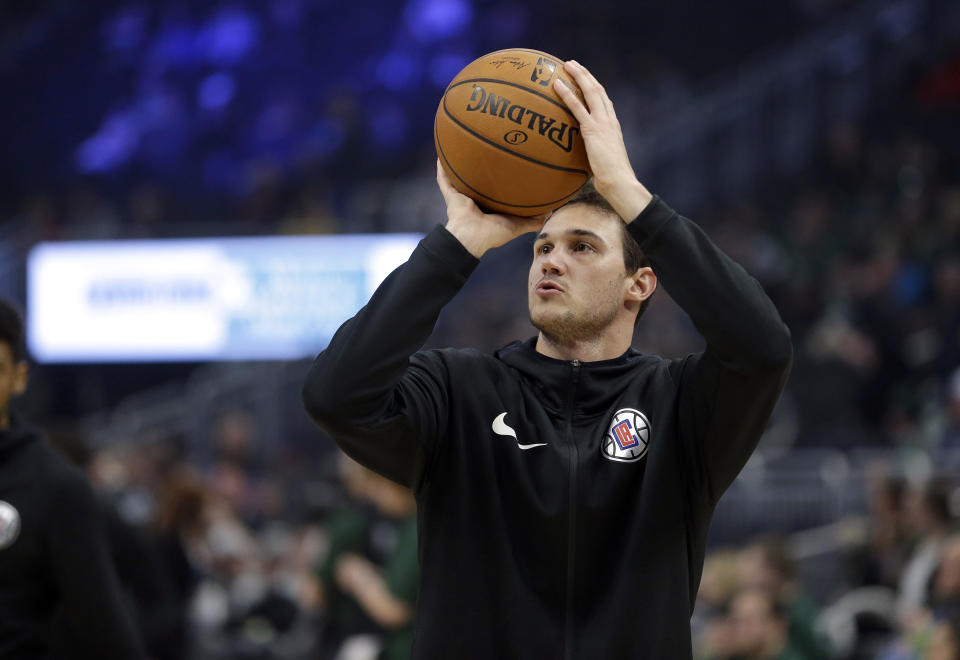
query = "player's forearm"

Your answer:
(627, 197), (792, 370)
(303, 225), (477, 425)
